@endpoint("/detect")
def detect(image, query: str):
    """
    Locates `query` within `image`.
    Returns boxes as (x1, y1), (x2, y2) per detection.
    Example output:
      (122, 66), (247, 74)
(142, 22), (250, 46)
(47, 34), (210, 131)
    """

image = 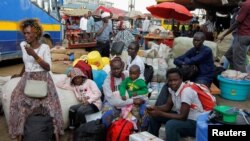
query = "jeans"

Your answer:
(69, 104), (98, 128)
(101, 103), (147, 129)
(223, 33), (237, 69)
(148, 116), (196, 141)
(141, 32), (149, 49)
(96, 41), (110, 57)
(225, 35), (250, 72)
(101, 108), (121, 128)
